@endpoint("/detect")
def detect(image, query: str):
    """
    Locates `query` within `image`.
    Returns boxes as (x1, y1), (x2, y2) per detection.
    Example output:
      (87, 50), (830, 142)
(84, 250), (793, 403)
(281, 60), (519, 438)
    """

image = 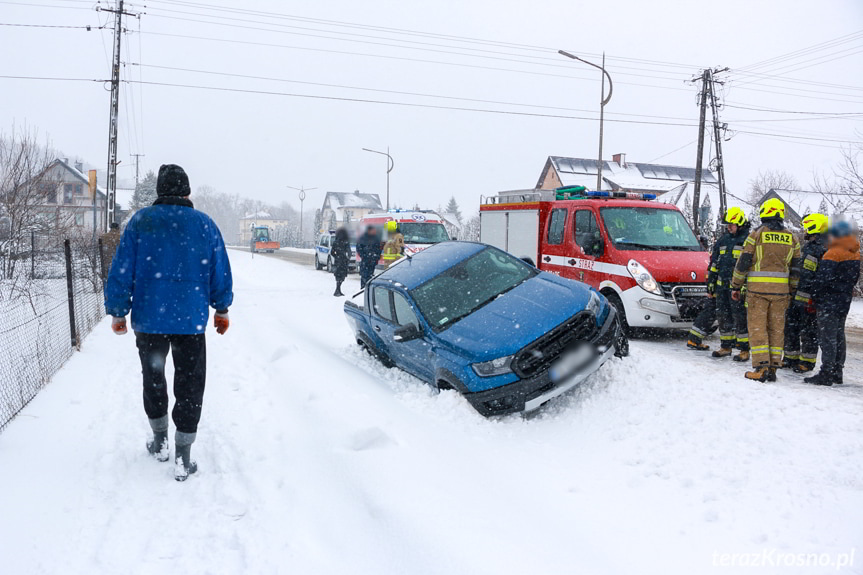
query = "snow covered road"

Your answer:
(1, 251), (861, 575)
